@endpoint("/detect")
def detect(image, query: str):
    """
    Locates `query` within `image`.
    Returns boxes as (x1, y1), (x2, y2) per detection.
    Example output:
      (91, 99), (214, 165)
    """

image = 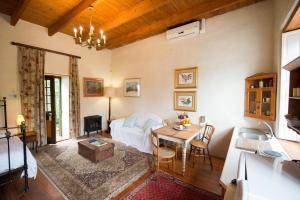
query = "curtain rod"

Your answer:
(11, 42), (81, 59)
